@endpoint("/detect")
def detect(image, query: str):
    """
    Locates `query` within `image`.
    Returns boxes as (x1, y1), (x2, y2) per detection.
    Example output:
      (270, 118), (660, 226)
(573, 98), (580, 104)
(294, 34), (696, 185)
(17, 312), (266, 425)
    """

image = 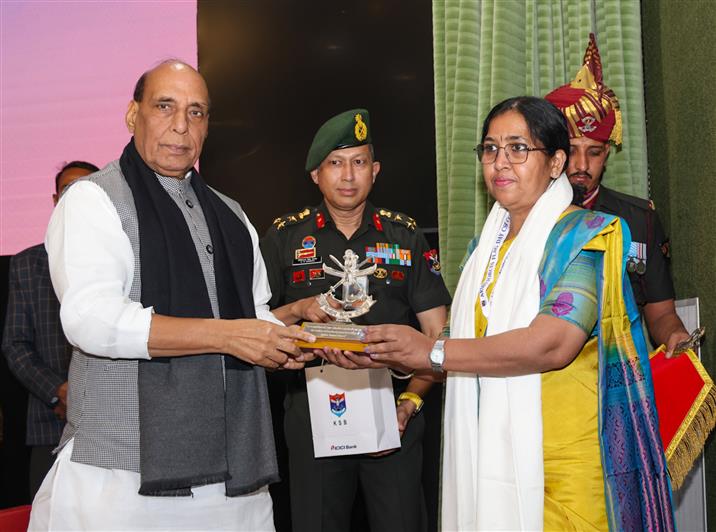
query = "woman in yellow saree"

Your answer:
(352, 97), (674, 530)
